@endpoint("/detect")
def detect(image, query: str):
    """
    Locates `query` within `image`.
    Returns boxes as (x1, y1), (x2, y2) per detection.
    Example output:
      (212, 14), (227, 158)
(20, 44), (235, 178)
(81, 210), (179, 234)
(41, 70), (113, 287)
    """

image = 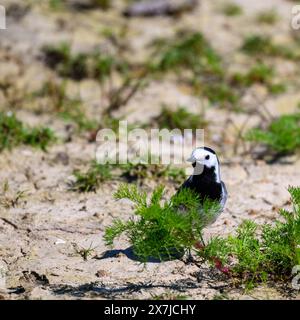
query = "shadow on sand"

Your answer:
(98, 246), (185, 263)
